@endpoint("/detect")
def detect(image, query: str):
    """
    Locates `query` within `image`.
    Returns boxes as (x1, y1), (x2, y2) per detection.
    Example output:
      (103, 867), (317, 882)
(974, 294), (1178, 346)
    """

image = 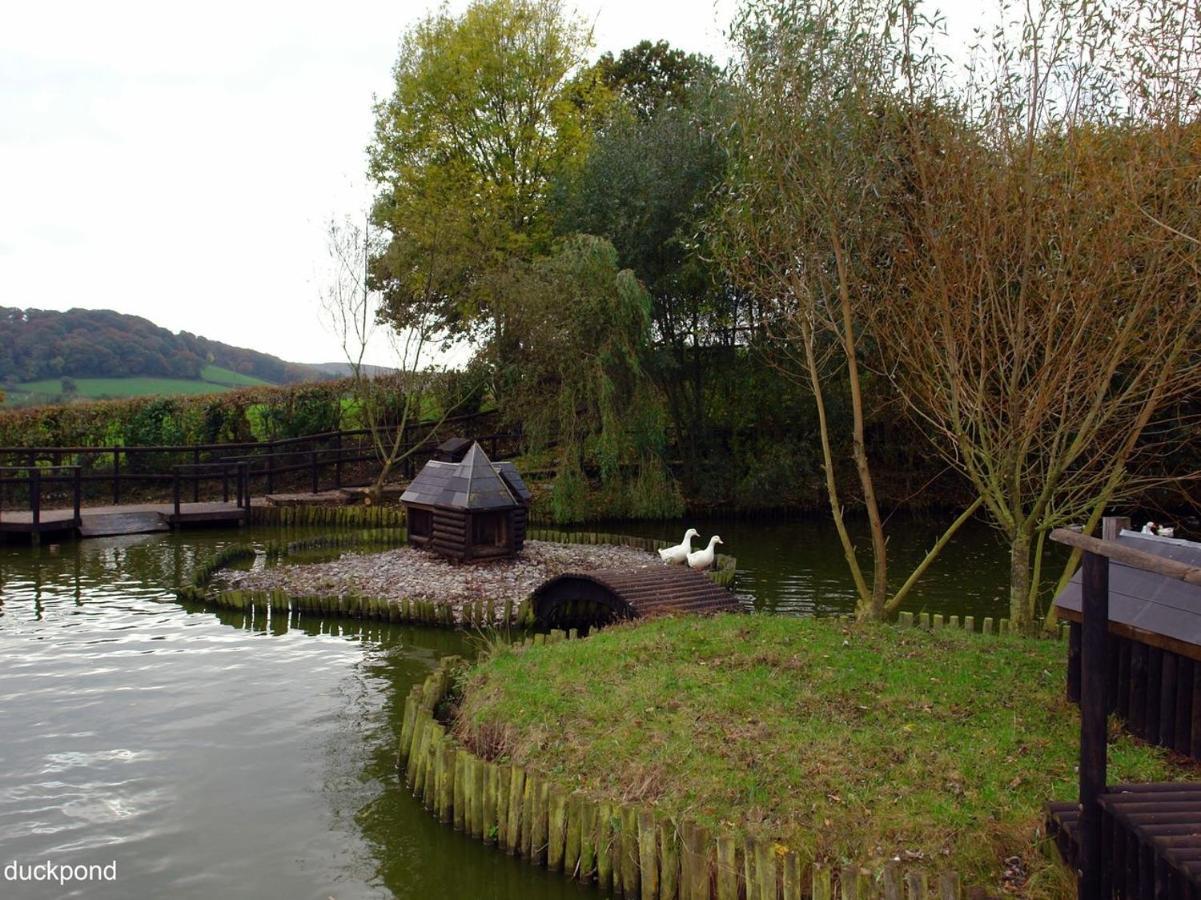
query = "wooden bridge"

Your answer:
(0, 418), (521, 542)
(1045, 520), (1201, 899)
(530, 565), (741, 631)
